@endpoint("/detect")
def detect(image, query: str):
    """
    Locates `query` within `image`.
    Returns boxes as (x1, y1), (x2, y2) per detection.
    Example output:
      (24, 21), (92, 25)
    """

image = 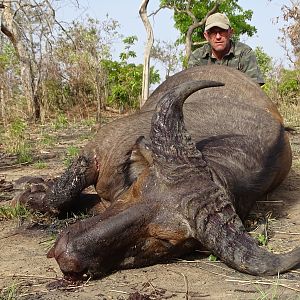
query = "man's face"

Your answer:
(204, 27), (233, 53)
